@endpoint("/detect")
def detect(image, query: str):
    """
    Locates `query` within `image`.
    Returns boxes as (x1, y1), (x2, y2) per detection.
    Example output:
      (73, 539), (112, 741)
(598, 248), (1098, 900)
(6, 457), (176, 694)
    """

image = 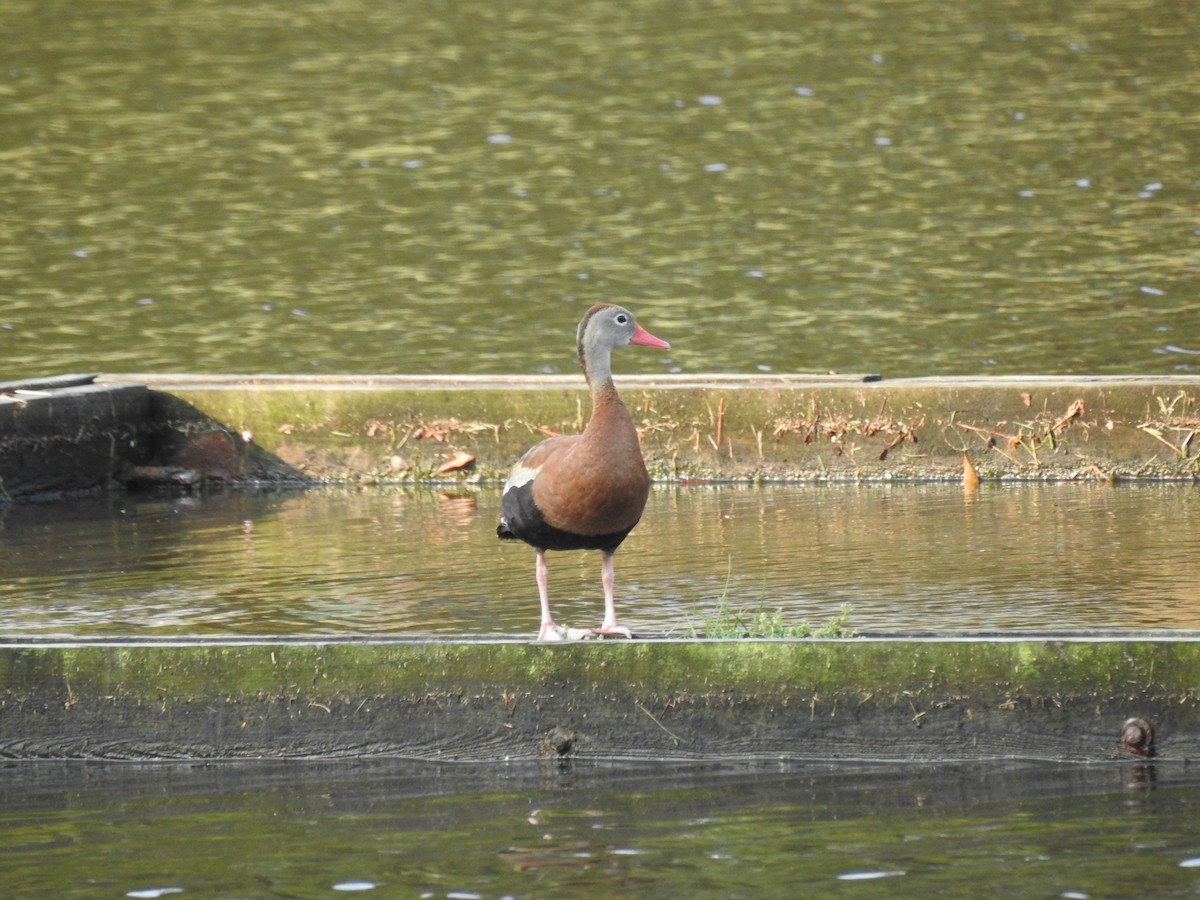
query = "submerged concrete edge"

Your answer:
(2, 637), (1196, 763)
